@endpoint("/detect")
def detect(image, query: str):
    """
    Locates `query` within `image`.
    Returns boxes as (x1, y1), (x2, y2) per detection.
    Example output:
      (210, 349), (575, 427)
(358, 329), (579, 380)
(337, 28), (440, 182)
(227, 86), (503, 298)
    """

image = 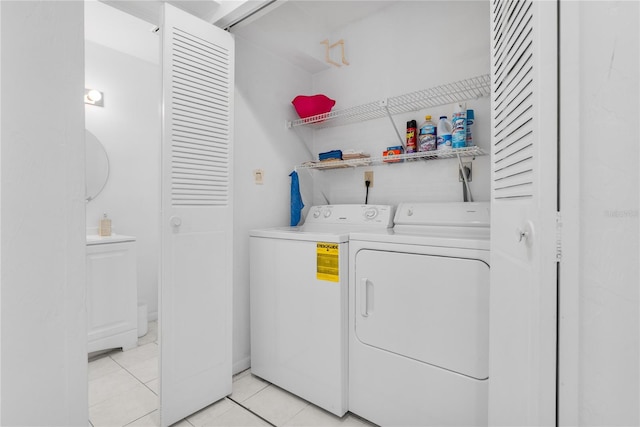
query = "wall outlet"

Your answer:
(254, 169), (264, 185)
(364, 171), (374, 187)
(459, 162), (472, 182)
